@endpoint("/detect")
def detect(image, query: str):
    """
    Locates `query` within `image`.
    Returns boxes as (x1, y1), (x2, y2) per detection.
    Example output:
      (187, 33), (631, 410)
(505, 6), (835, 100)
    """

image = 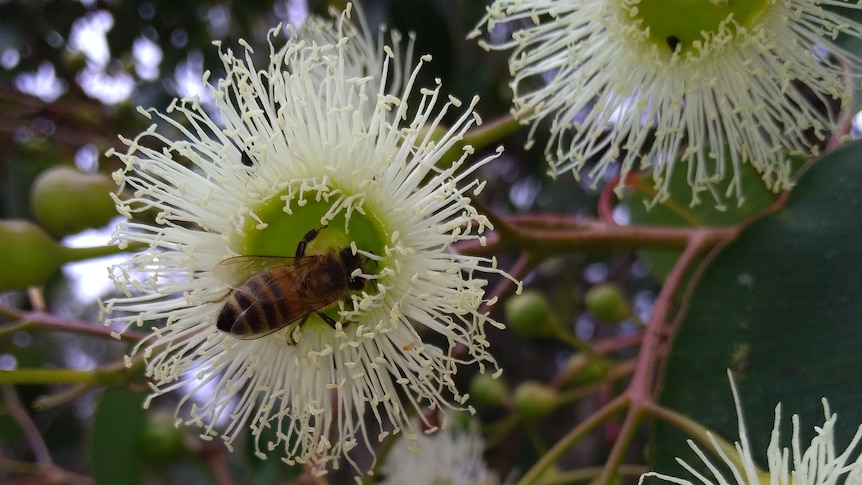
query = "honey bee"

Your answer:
(213, 226), (368, 341)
